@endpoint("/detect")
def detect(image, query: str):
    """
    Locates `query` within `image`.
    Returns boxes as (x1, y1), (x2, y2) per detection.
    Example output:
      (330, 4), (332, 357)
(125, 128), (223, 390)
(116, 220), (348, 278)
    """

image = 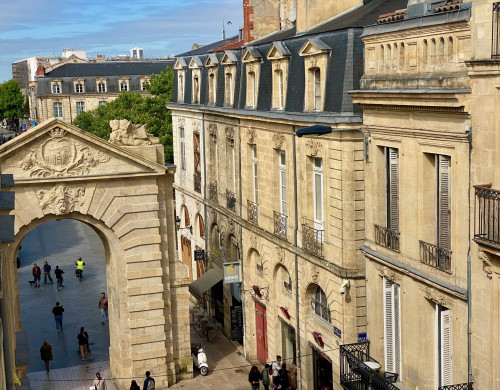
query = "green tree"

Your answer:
(0, 79), (25, 130)
(74, 67), (174, 163)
